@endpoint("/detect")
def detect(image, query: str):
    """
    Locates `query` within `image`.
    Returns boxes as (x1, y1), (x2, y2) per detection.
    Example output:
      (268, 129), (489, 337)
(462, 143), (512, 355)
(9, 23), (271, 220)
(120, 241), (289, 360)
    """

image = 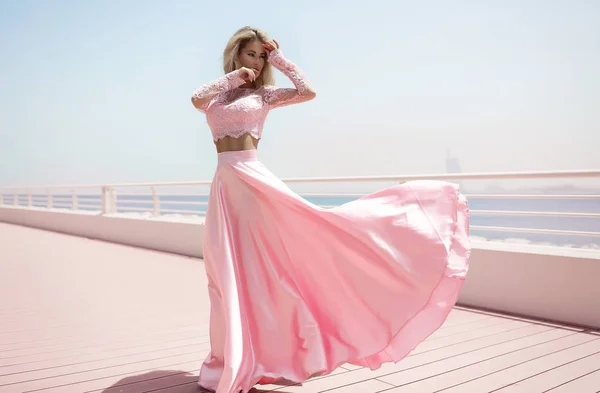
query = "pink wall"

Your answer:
(0, 208), (204, 258)
(458, 247), (600, 329)
(2, 206), (599, 328)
